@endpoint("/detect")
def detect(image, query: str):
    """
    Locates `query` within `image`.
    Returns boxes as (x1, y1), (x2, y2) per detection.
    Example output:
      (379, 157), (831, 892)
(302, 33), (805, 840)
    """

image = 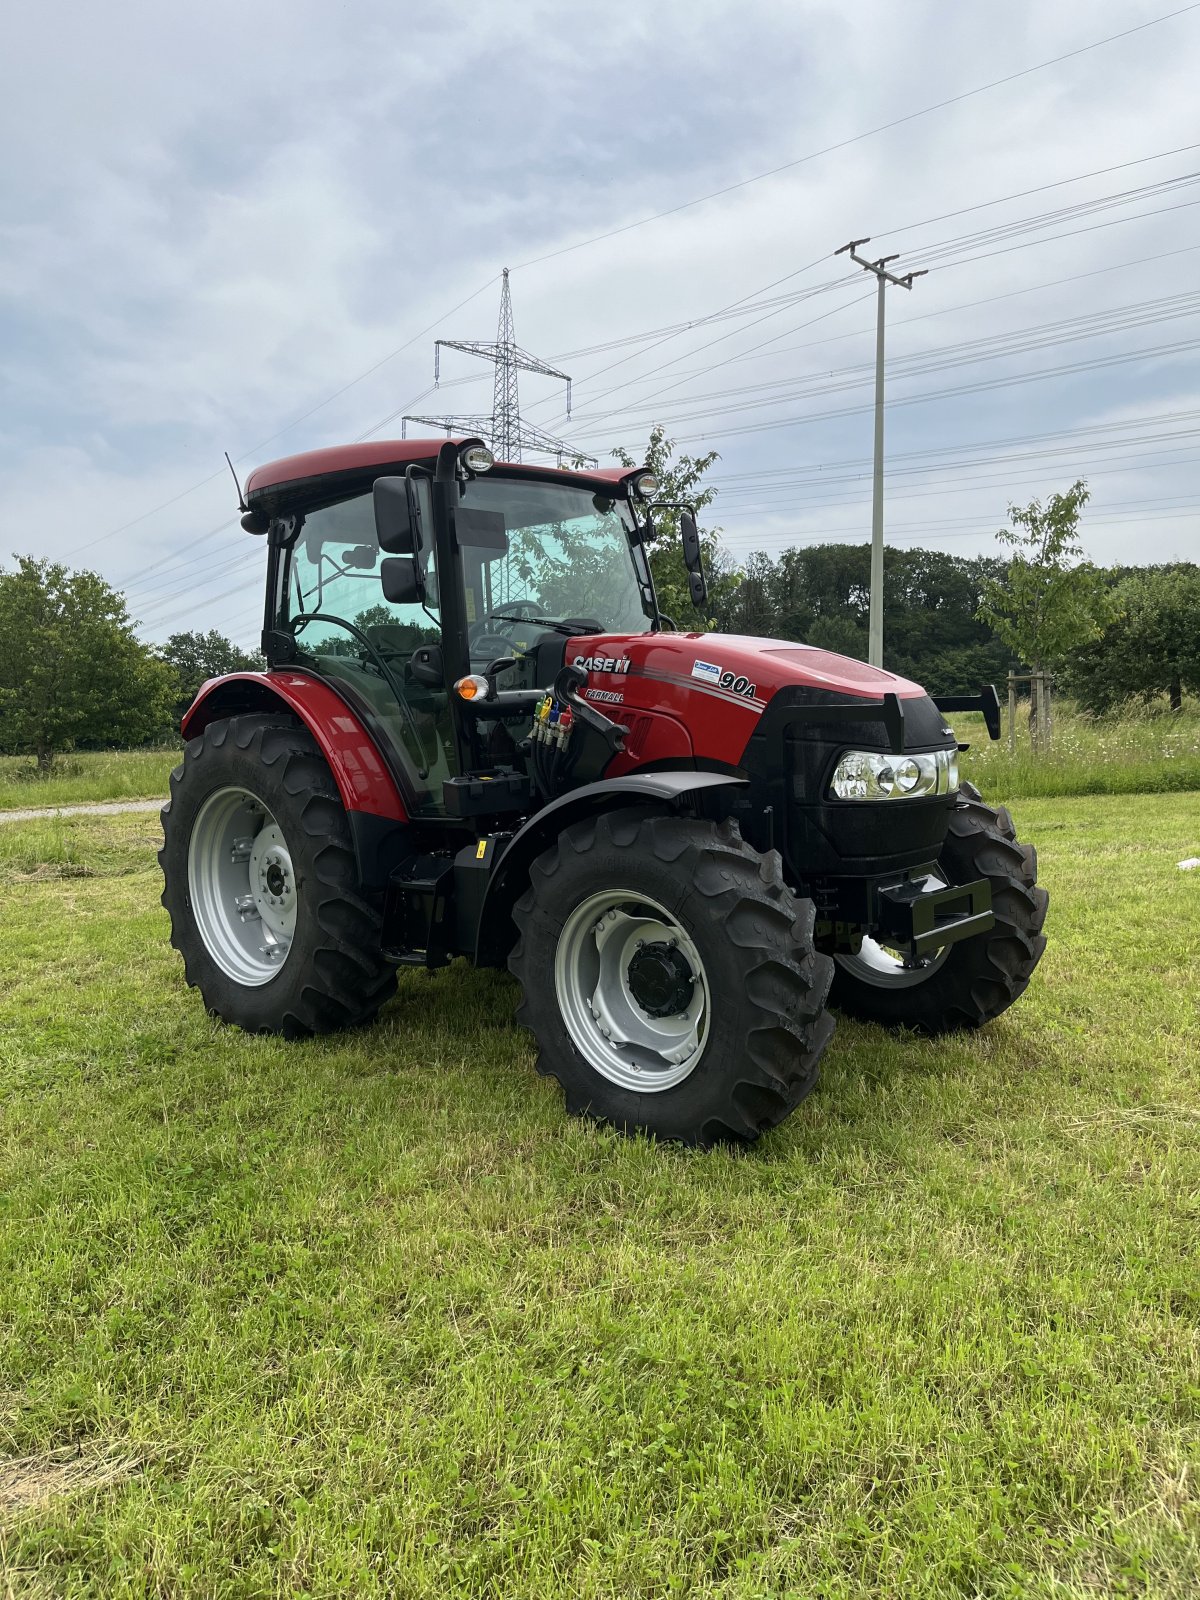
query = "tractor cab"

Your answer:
(243, 436), (674, 818)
